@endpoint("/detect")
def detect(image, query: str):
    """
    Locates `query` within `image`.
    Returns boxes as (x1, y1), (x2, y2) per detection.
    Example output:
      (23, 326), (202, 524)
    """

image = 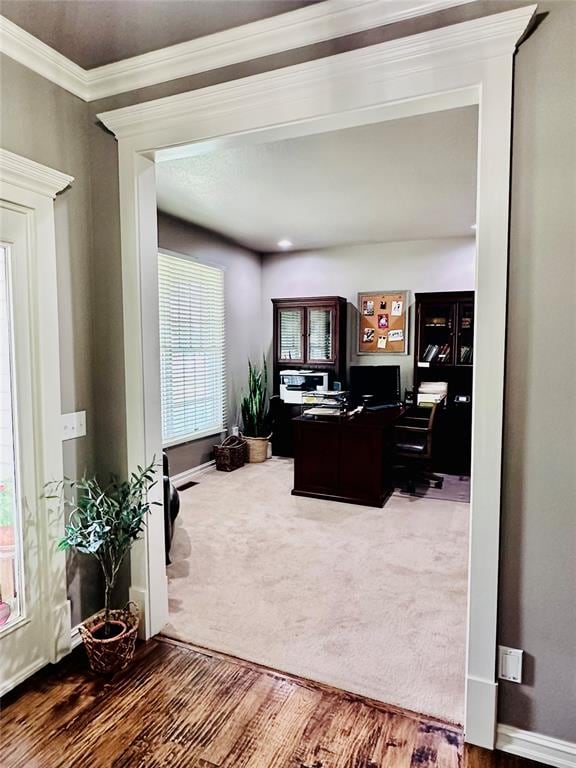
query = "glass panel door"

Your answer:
(307, 308), (334, 362)
(419, 301), (454, 365)
(278, 308), (304, 363)
(0, 246), (22, 629)
(457, 301), (474, 365)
